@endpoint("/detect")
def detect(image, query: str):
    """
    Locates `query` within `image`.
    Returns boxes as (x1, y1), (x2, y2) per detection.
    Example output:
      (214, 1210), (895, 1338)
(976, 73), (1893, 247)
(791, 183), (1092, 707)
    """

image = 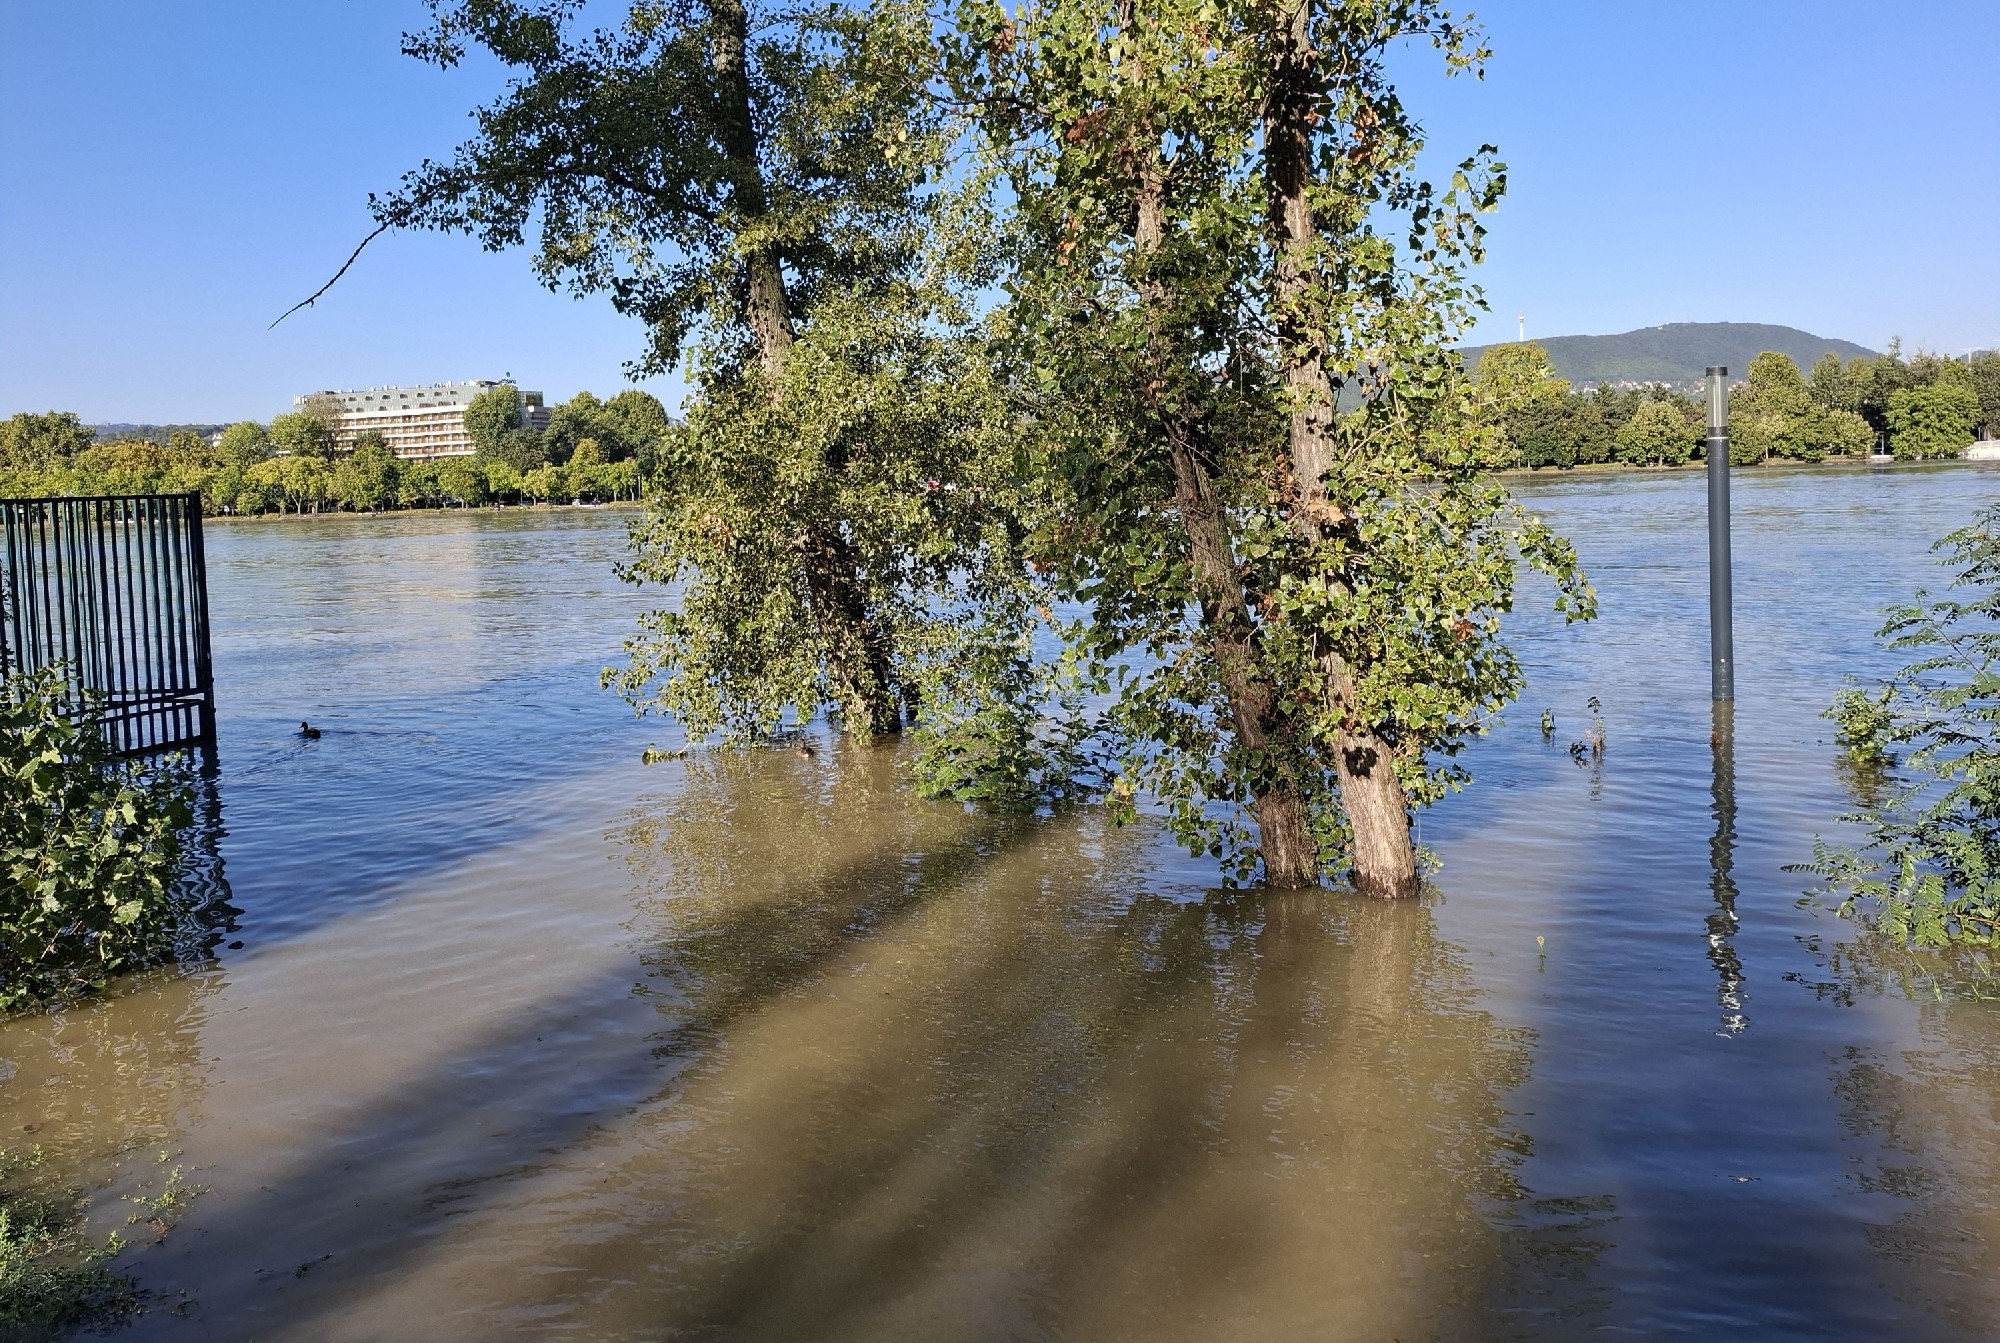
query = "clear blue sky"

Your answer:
(2, 0), (1994, 423)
